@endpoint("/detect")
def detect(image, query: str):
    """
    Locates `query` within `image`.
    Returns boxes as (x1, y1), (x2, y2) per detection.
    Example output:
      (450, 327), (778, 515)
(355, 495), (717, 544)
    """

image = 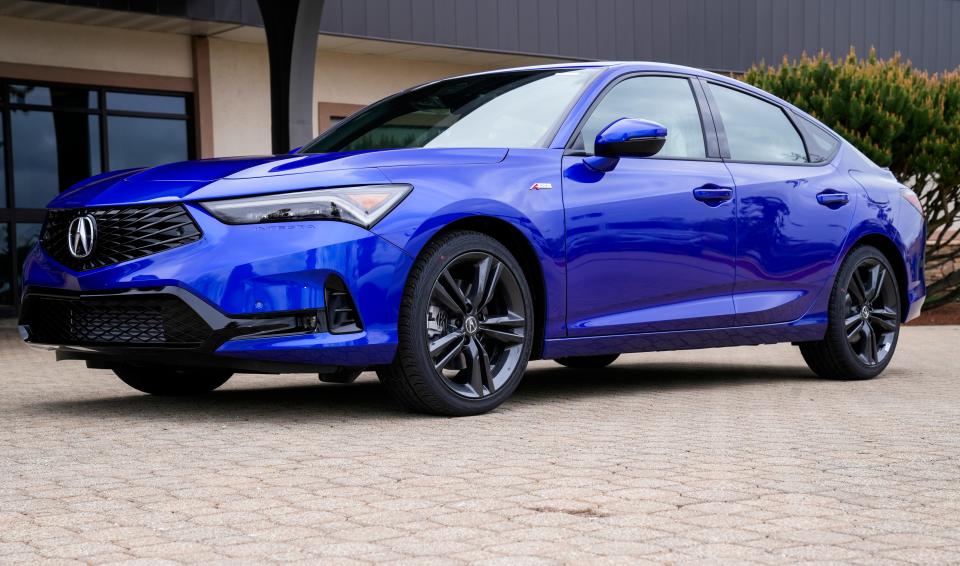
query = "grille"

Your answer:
(20, 294), (213, 347)
(41, 204), (202, 271)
